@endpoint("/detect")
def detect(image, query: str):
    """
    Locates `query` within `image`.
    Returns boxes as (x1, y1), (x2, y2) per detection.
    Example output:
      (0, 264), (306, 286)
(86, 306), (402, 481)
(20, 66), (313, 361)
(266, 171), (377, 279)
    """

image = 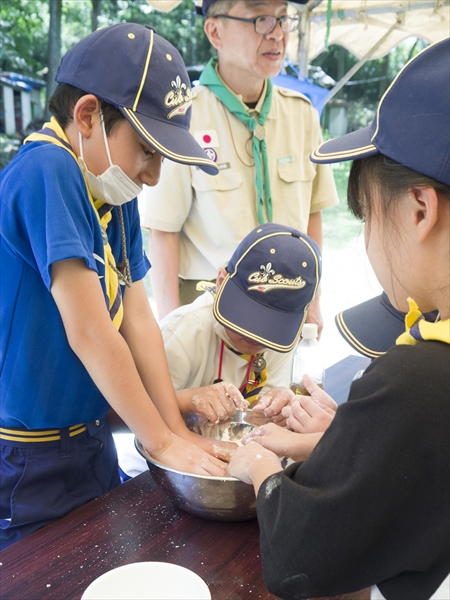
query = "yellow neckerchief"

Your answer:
(198, 281), (269, 404)
(224, 342), (269, 405)
(396, 298), (449, 346)
(24, 118), (124, 330)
